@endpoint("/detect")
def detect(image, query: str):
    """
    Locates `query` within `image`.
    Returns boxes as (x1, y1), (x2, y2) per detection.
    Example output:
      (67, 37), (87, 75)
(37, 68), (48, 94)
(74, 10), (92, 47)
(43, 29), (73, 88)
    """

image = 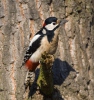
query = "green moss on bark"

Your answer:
(37, 52), (54, 96)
